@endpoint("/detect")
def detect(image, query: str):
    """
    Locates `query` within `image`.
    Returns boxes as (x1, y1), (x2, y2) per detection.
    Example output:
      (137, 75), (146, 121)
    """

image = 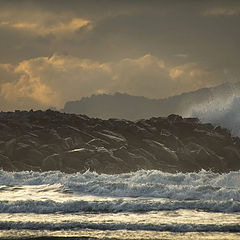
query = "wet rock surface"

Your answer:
(0, 110), (239, 173)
